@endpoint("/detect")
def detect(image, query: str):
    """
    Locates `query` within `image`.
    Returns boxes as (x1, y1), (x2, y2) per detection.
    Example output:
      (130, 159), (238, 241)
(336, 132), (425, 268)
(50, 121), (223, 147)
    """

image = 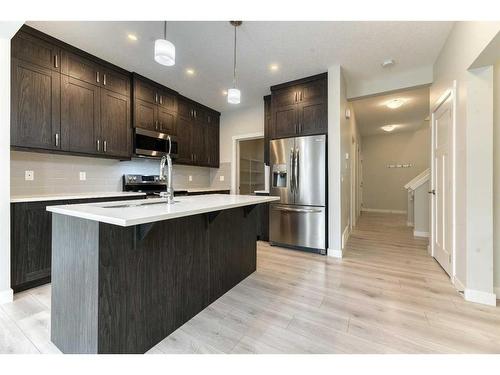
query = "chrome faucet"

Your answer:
(159, 136), (174, 204)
